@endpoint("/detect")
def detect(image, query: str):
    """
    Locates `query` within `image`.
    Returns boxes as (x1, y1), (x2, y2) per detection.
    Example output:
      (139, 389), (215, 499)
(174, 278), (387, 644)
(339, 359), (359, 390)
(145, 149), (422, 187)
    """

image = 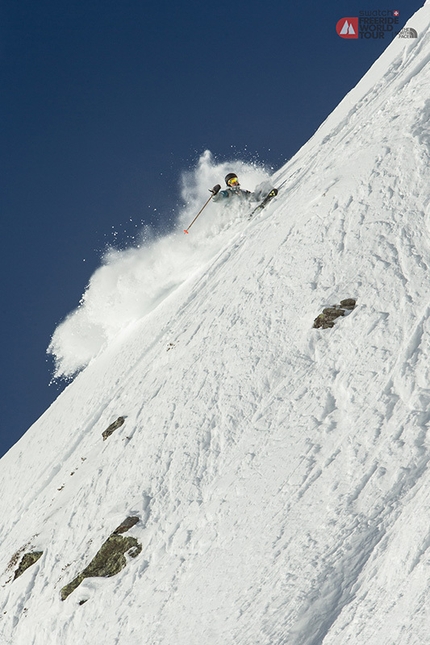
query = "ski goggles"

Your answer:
(227, 177), (239, 186)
